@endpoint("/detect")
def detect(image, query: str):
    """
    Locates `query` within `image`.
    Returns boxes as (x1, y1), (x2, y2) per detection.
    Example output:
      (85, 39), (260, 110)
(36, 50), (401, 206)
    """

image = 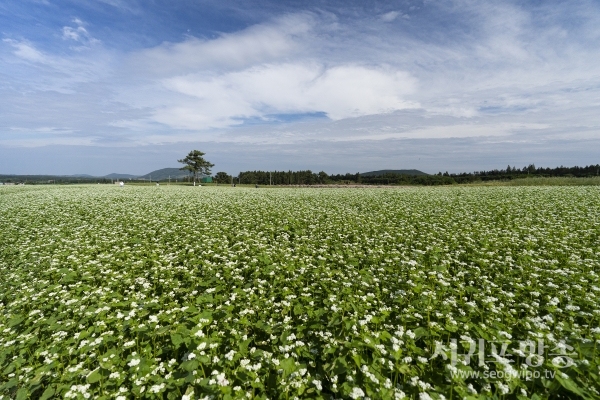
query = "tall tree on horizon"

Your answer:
(178, 150), (214, 184)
